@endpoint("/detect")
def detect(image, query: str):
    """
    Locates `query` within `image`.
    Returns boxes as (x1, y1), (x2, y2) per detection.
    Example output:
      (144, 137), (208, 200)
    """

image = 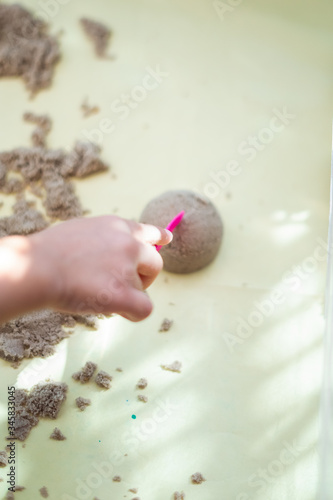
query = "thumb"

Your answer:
(135, 223), (173, 246)
(119, 289), (153, 322)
